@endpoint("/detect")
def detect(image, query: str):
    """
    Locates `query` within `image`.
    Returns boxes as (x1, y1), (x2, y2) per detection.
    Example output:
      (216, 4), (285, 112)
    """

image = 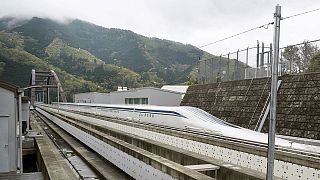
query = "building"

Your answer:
(0, 80), (18, 172)
(74, 85), (189, 106)
(110, 87), (185, 106)
(74, 92), (110, 104)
